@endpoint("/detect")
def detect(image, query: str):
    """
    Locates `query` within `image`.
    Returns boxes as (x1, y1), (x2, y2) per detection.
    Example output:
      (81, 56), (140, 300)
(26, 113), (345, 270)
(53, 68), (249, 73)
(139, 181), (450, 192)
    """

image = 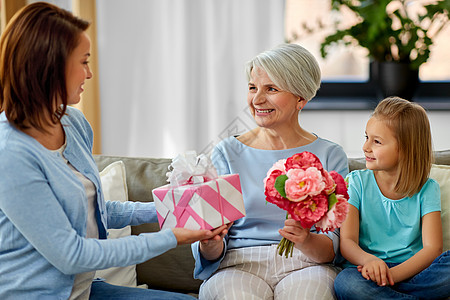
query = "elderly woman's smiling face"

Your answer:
(247, 67), (305, 130)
